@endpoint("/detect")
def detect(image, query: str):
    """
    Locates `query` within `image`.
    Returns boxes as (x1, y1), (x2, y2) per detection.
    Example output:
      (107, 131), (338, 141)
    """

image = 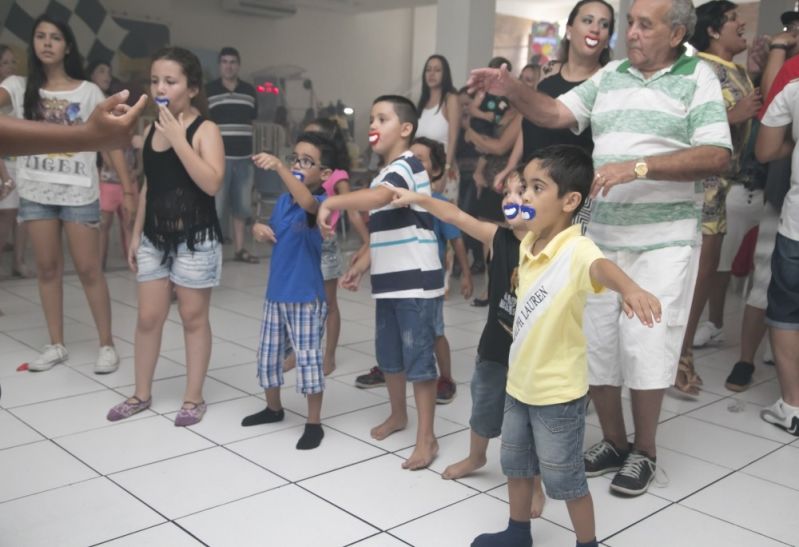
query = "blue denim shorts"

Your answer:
(433, 296), (445, 337)
(375, 297), (438, 383)
(469, 357), (508, 439)
(17, 198), (100, 225)
(321, 237), (344, 281)
(500, 394), (588, 500)
(136, 235), (222, 289)
(216, 158), (254, 220)
(766, 233), (799, 330)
